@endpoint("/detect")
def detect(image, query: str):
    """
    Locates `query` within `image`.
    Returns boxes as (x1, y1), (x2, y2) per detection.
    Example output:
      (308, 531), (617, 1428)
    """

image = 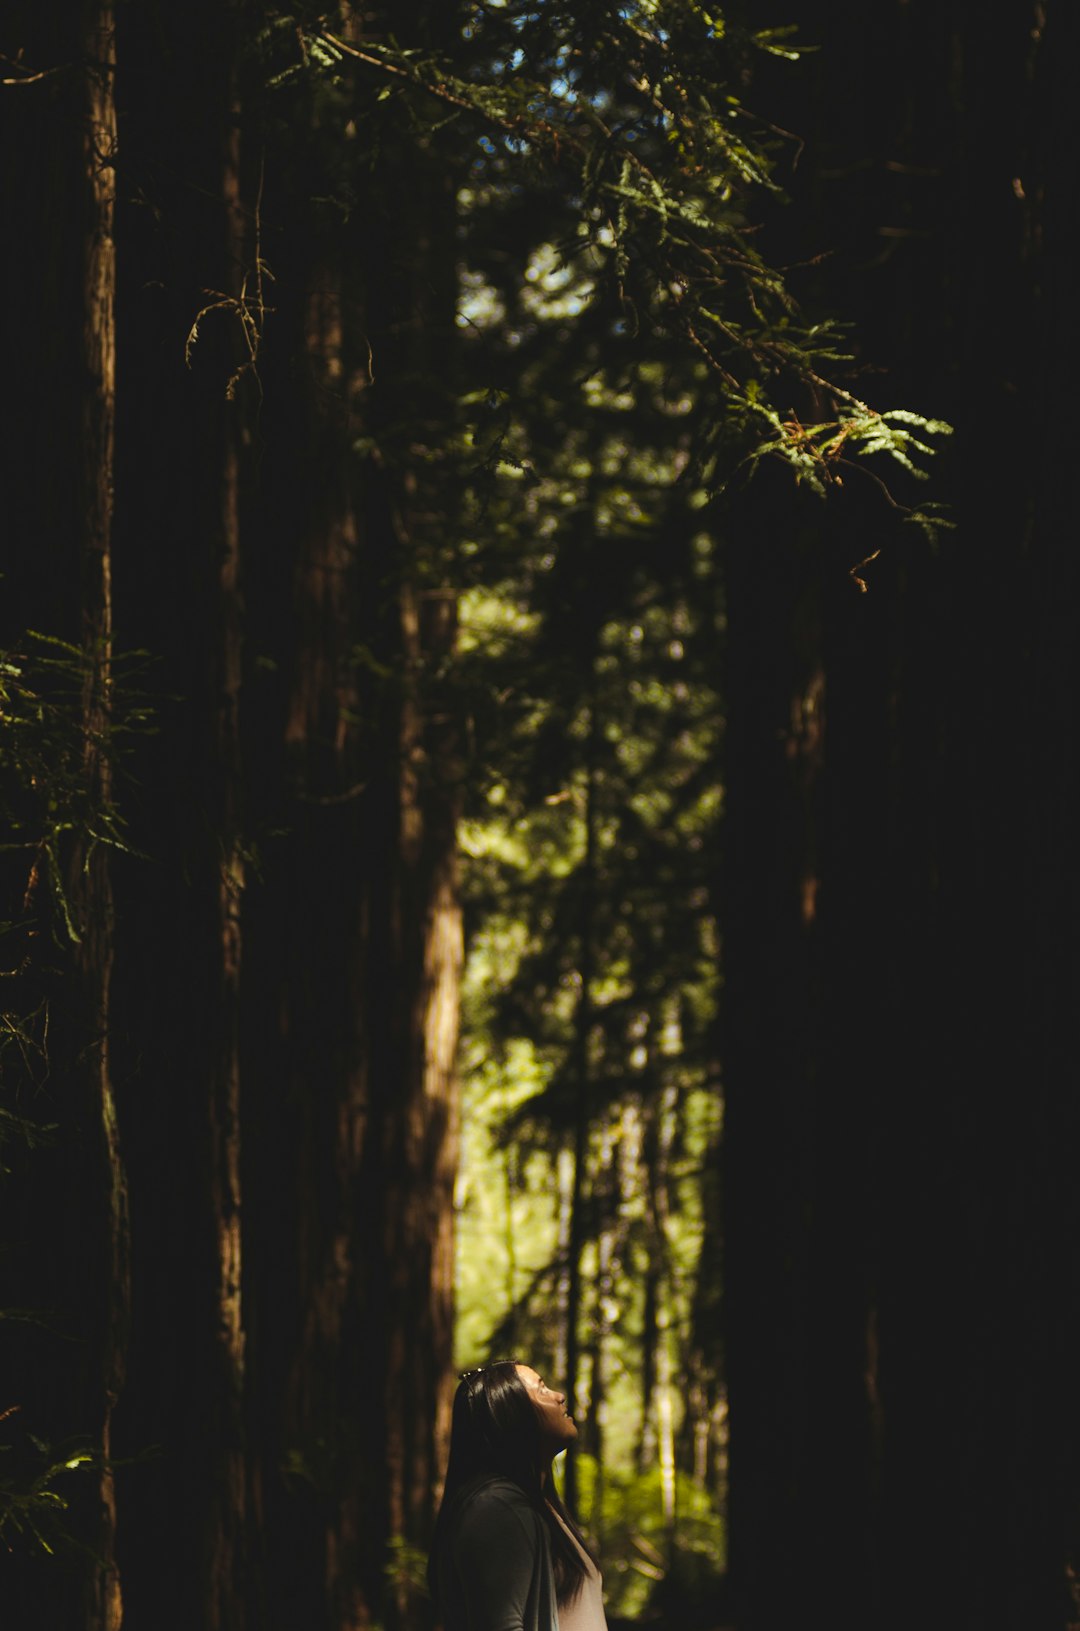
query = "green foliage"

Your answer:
(564, 1454), (726, 1618)
(384, 1533), (430, 1598)
(276, 0), (949, 503)
(0, 635), (148, 1565)
(0, 1409), (94, 1559)
(0, 1007), (55, 1172)
(0, 633), (146, 951)
(454, 398), (728, 1594)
